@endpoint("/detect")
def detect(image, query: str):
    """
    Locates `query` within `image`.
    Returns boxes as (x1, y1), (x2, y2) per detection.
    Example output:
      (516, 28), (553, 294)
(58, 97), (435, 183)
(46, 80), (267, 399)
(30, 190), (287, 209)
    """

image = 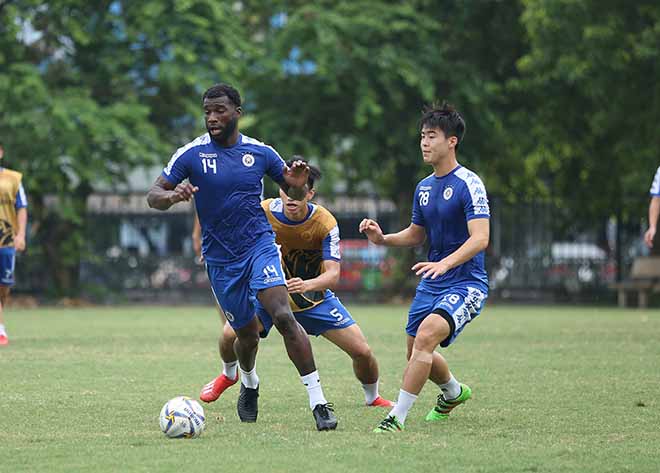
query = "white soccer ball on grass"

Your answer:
(159, 396), (205, 439)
